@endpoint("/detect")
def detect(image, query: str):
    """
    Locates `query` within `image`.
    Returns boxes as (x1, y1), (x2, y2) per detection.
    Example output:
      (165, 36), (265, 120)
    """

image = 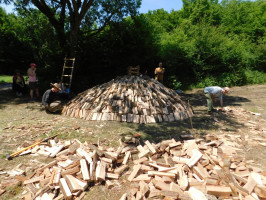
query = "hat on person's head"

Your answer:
(30, 63), (36, 67)
(223, 87), (230, 93)
(50, 83), (62, 91)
